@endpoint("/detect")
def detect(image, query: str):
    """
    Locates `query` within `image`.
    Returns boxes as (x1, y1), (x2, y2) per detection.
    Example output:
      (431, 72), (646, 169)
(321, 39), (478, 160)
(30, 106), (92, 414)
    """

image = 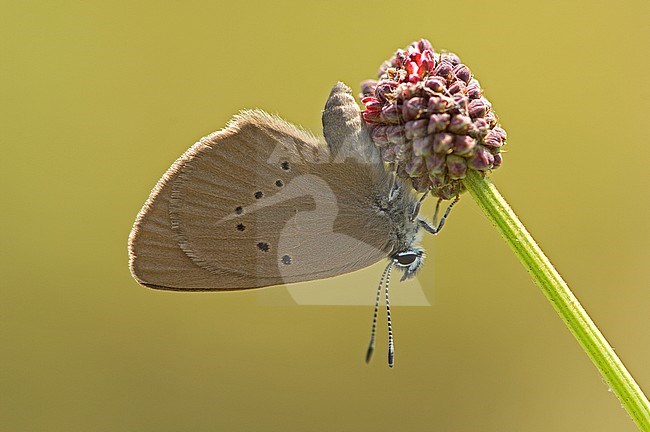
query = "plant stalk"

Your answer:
(462, 169), (650, 431)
